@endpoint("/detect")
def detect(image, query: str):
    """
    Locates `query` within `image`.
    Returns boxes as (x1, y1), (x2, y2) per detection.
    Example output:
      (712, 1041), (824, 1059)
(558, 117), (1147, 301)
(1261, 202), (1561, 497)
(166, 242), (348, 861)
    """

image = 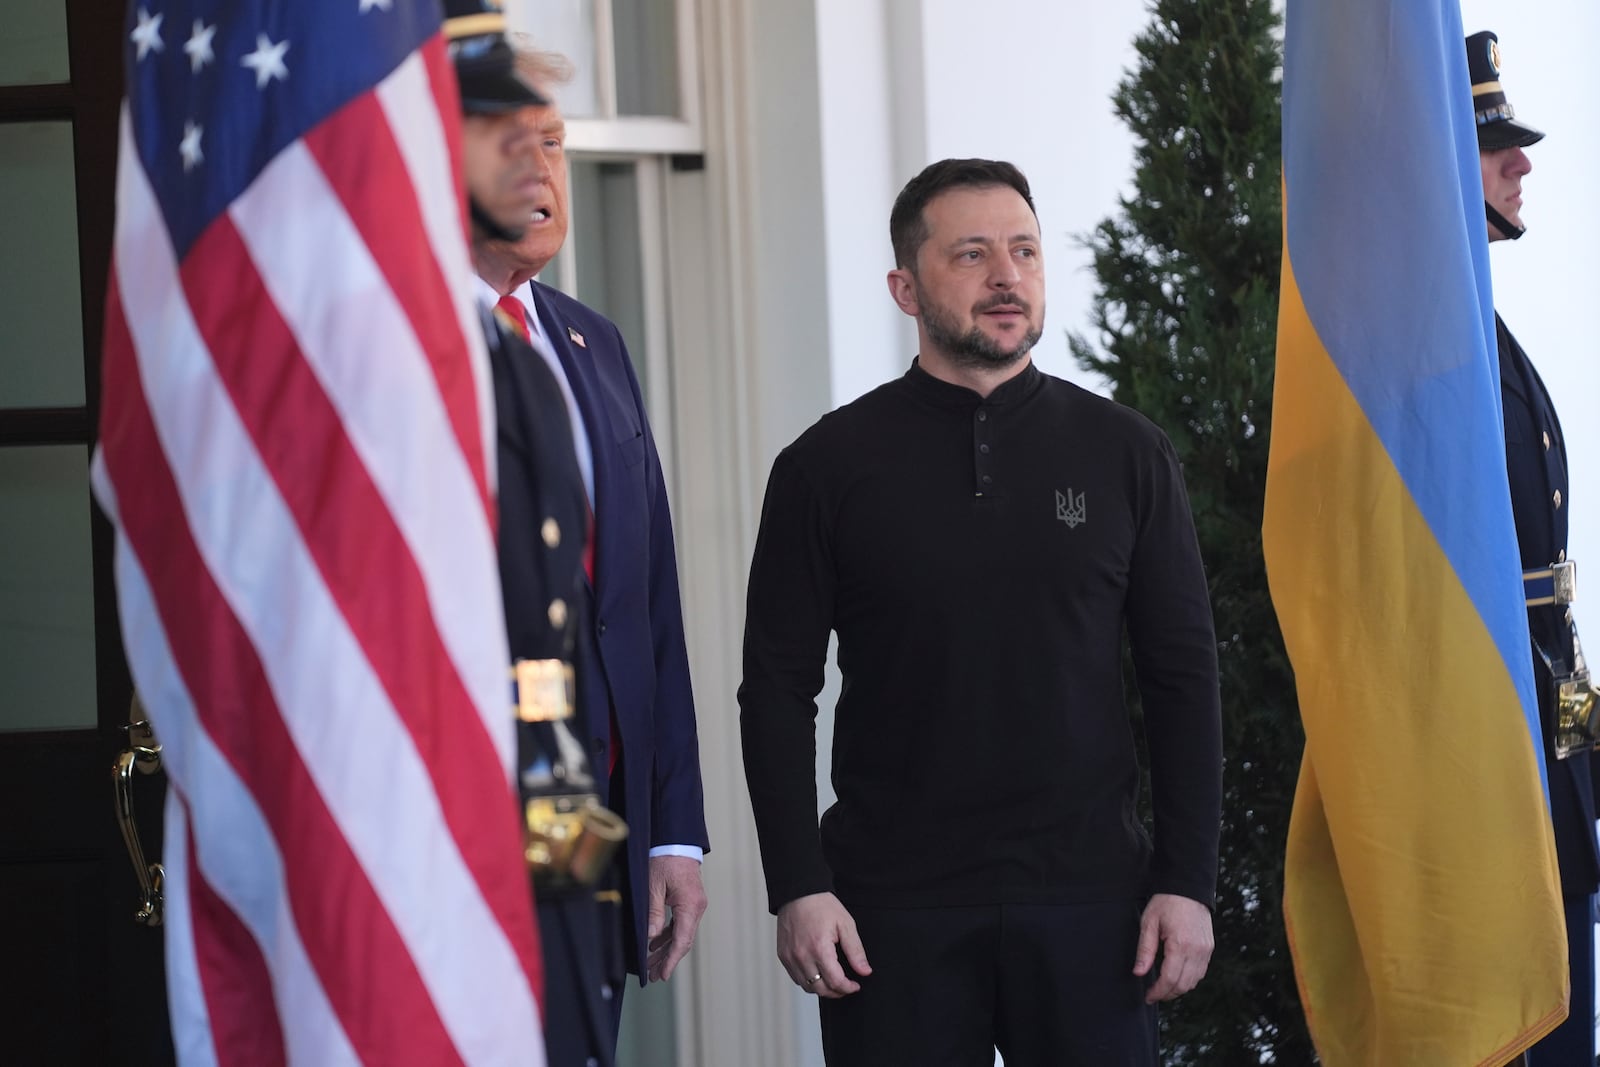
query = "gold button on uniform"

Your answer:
(548, 598), (568, 628)
(541, 518), (561, 548)
(1542, 431), (1551, 450)
(1553, 490), (1563, 509)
